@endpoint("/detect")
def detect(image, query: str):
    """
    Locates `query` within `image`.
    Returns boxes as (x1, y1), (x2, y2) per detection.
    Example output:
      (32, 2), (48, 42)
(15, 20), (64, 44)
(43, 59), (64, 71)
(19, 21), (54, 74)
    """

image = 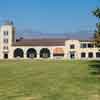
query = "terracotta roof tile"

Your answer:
(12, 38), (66, 46)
